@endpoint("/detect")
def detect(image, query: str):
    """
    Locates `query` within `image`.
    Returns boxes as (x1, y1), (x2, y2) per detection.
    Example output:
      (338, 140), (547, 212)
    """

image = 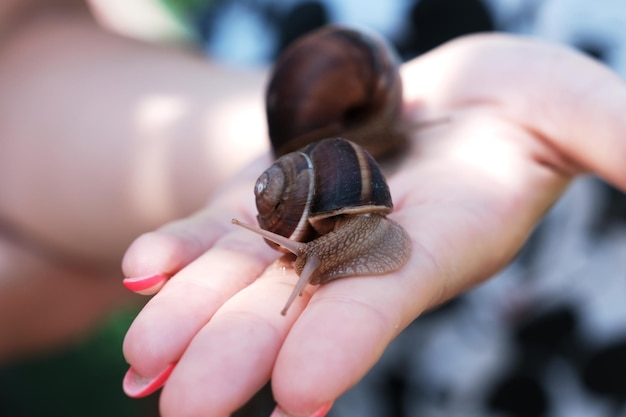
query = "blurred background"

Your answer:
(1, 0), (625, 416)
